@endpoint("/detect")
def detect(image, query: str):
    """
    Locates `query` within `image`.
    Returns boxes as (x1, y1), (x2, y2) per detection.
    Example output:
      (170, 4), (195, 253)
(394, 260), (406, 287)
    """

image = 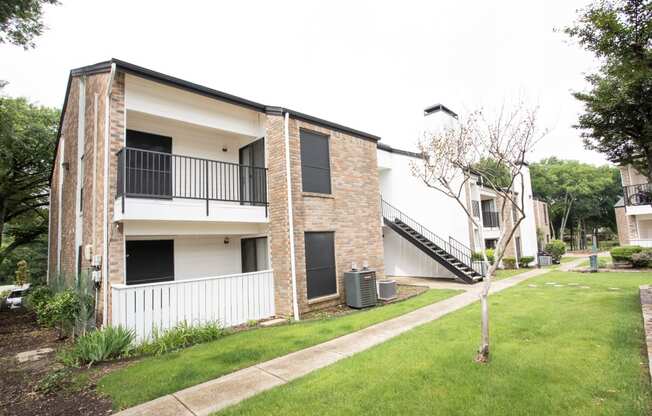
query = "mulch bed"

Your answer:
(302, 284), (428, 320)
(0, 308), (113, 416)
